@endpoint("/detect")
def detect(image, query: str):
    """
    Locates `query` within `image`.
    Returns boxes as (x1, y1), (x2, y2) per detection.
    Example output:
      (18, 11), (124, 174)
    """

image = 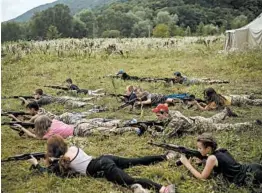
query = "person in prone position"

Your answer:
(13, 115), (143, 140)
(179, 133), (262, 190)
(19, 88), (94, 108)
(28, 135), (176, 193)
(13, 101), (107, 124)
(189, 87), (262, 111)
(150, 104), (261, 138)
